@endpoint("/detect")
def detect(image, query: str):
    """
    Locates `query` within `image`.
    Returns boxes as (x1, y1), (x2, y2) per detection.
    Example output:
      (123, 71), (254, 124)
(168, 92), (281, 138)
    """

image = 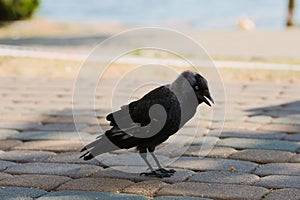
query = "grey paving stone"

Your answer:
(29, 123), (88, 131)
(42, 116), (99, 125)
(154, 196), (211, 200)
(188, 171), (259, 185)
(289, 154), (300, 163)
(43, 152), (100, 165)
(8, 131), (96, 141)
(123, 180), (167, 197)
(246, 116), (272, 124)
(93, 166), (195, 183)
(0, 172), (12, 180)
(0, 150), (56, 162)
(5, 162), (102, 178)
(272, 117), (300, 125)
(229, 149), (295, 163)
(57, 177), (134, 192)
(211, 121), (261, 131)
(182, 146), (237, 158)
(169, 157), (257, 173)
(217, 138), (300, 152)
(264, 188), (300, 200)
(255, 175), (300, 189)
(177, 127), (209, 137)
(155, 141), (232, 158)
(0, 121), (42, 131)
(38, 190), (147, 200)
(12, 140), (83, 152)
(0, 139), (23, 150)
(258, 124), (300, 134)
(0, 186), (47, 199)
(284, 134), (300, 141)
(157, 182), (269, 200)
(0, 174), (71, 191)
(100, 153), (171, 167)
(0, 160), (16, 170)
(0, 129), (19, 139)
(208, 130), (286, 139)
(255, 163), (300, 176)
